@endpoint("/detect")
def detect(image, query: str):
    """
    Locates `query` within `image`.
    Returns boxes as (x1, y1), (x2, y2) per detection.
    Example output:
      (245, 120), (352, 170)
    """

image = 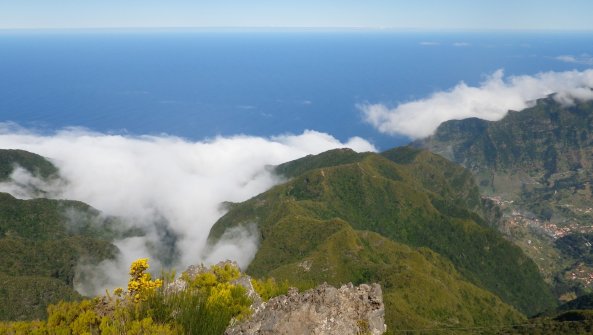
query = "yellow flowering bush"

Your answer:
(186, 262), (241, 290)
(113, 258), (163, 303)
(0, 259), (253, 335)
(183, 263), (251, 320)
